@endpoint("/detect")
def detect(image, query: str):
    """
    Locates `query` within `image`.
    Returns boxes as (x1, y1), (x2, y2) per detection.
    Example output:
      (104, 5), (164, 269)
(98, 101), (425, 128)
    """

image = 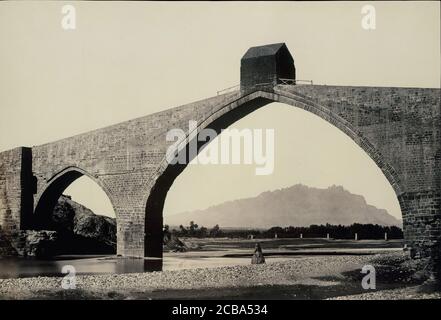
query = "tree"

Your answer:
(210, 224), (221, 237)
(189, 221), (198, 232)
(179, 224), (187, 236)
(199, 226), (209, 238)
